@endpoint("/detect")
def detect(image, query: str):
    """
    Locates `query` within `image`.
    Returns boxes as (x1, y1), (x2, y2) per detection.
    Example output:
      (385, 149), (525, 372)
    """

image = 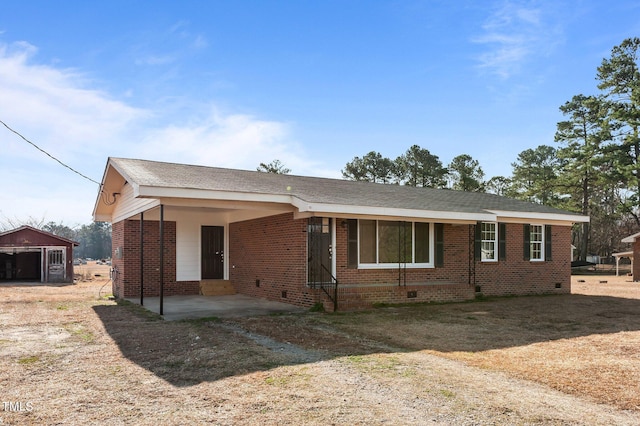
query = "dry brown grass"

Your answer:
(234, 275), (640, 411)
(1, 273), (639, 424)
(74, 261), (112, 286)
